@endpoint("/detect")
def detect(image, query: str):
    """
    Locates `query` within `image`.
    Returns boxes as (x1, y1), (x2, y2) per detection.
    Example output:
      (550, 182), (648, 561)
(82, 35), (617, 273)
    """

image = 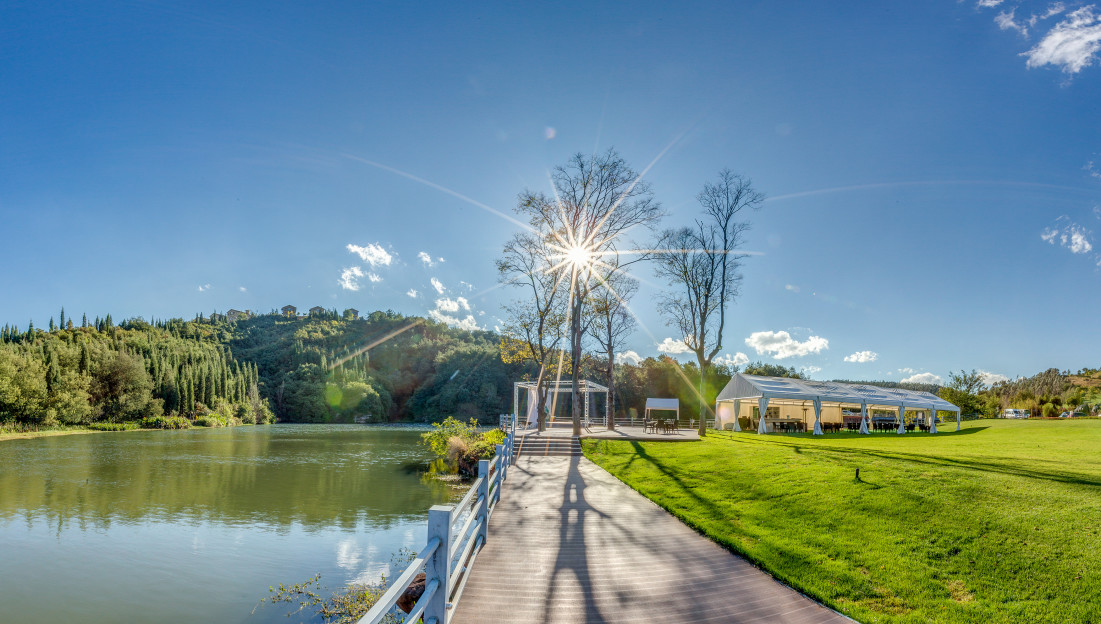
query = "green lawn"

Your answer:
(582, 419), (1101, 624)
